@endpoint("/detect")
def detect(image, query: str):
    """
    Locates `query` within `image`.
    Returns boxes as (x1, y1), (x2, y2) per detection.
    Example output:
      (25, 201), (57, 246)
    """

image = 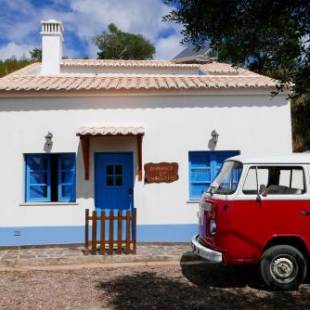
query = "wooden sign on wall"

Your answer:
(144, 162), (179, 183)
